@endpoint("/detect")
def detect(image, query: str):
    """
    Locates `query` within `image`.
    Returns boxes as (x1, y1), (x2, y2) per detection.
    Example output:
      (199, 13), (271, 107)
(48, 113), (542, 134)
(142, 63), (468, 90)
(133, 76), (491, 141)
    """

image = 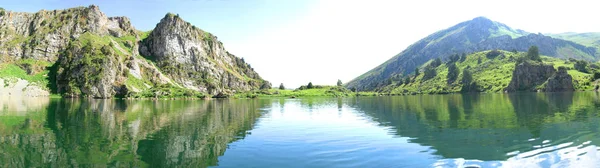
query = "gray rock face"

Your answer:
(543, 66), (574, 92)
(505, 61), (556, 92)
(0, 5), (136, 62)
(140, 13), (266, 95)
